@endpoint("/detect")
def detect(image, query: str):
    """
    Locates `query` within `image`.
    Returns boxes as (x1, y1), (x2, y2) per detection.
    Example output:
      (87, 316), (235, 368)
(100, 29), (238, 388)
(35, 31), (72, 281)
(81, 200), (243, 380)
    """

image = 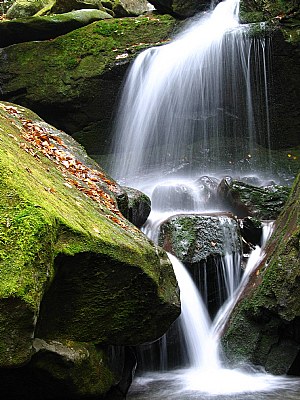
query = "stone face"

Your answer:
(0, 101), (180, 373)
(0, 15), (176, 155)
(222, 173), (300, 375)
(0, 10), (112, 48)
